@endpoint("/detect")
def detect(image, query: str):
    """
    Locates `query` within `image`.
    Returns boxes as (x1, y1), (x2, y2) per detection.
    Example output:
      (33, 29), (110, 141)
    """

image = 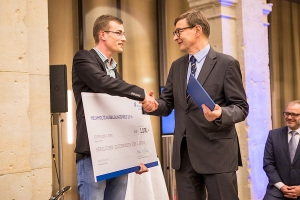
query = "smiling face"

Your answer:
(103, 20), (126, 54)
(285, 103), (300, 130)
(173, 18), (196, 53)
